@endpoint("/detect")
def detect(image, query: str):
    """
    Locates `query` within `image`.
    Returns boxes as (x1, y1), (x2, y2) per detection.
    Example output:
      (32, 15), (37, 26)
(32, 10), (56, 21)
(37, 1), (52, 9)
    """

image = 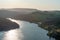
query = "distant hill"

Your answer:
(0, 8), (38, 18)
(12, 9), (60, 22)
(0, 8), (60, 22)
